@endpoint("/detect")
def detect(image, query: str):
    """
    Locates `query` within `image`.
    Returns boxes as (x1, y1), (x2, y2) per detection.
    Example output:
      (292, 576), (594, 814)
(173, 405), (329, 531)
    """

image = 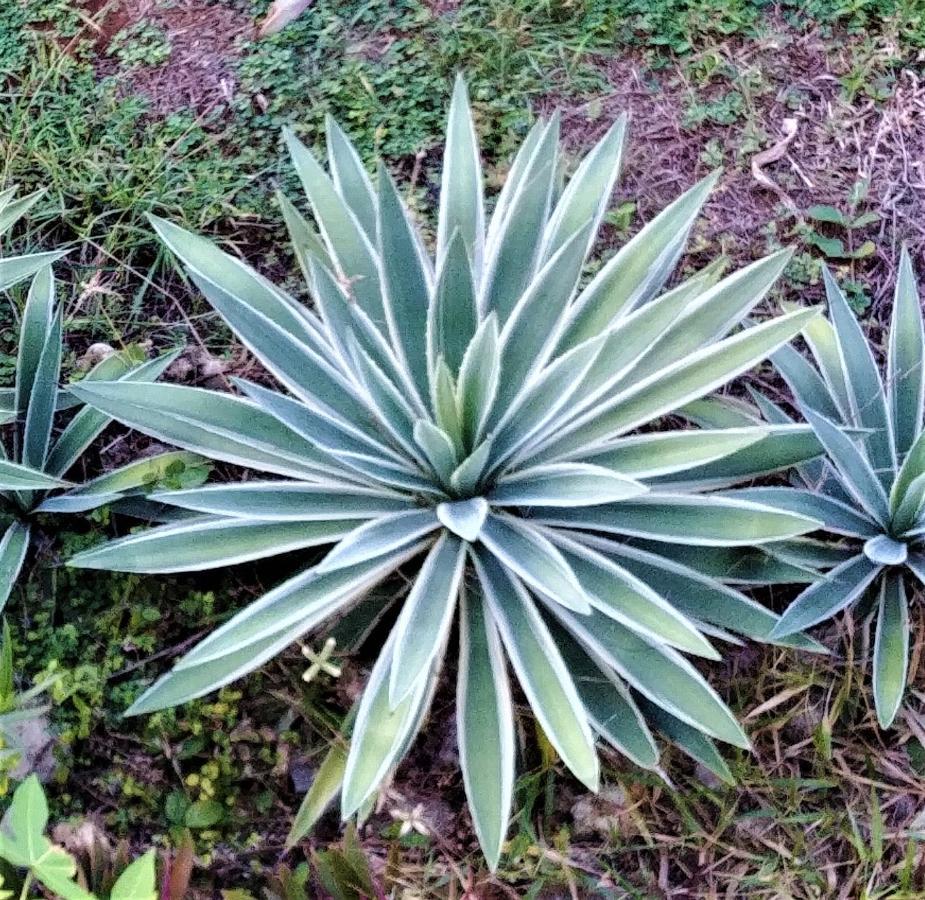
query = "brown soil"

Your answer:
(83, 0), (253, 116)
